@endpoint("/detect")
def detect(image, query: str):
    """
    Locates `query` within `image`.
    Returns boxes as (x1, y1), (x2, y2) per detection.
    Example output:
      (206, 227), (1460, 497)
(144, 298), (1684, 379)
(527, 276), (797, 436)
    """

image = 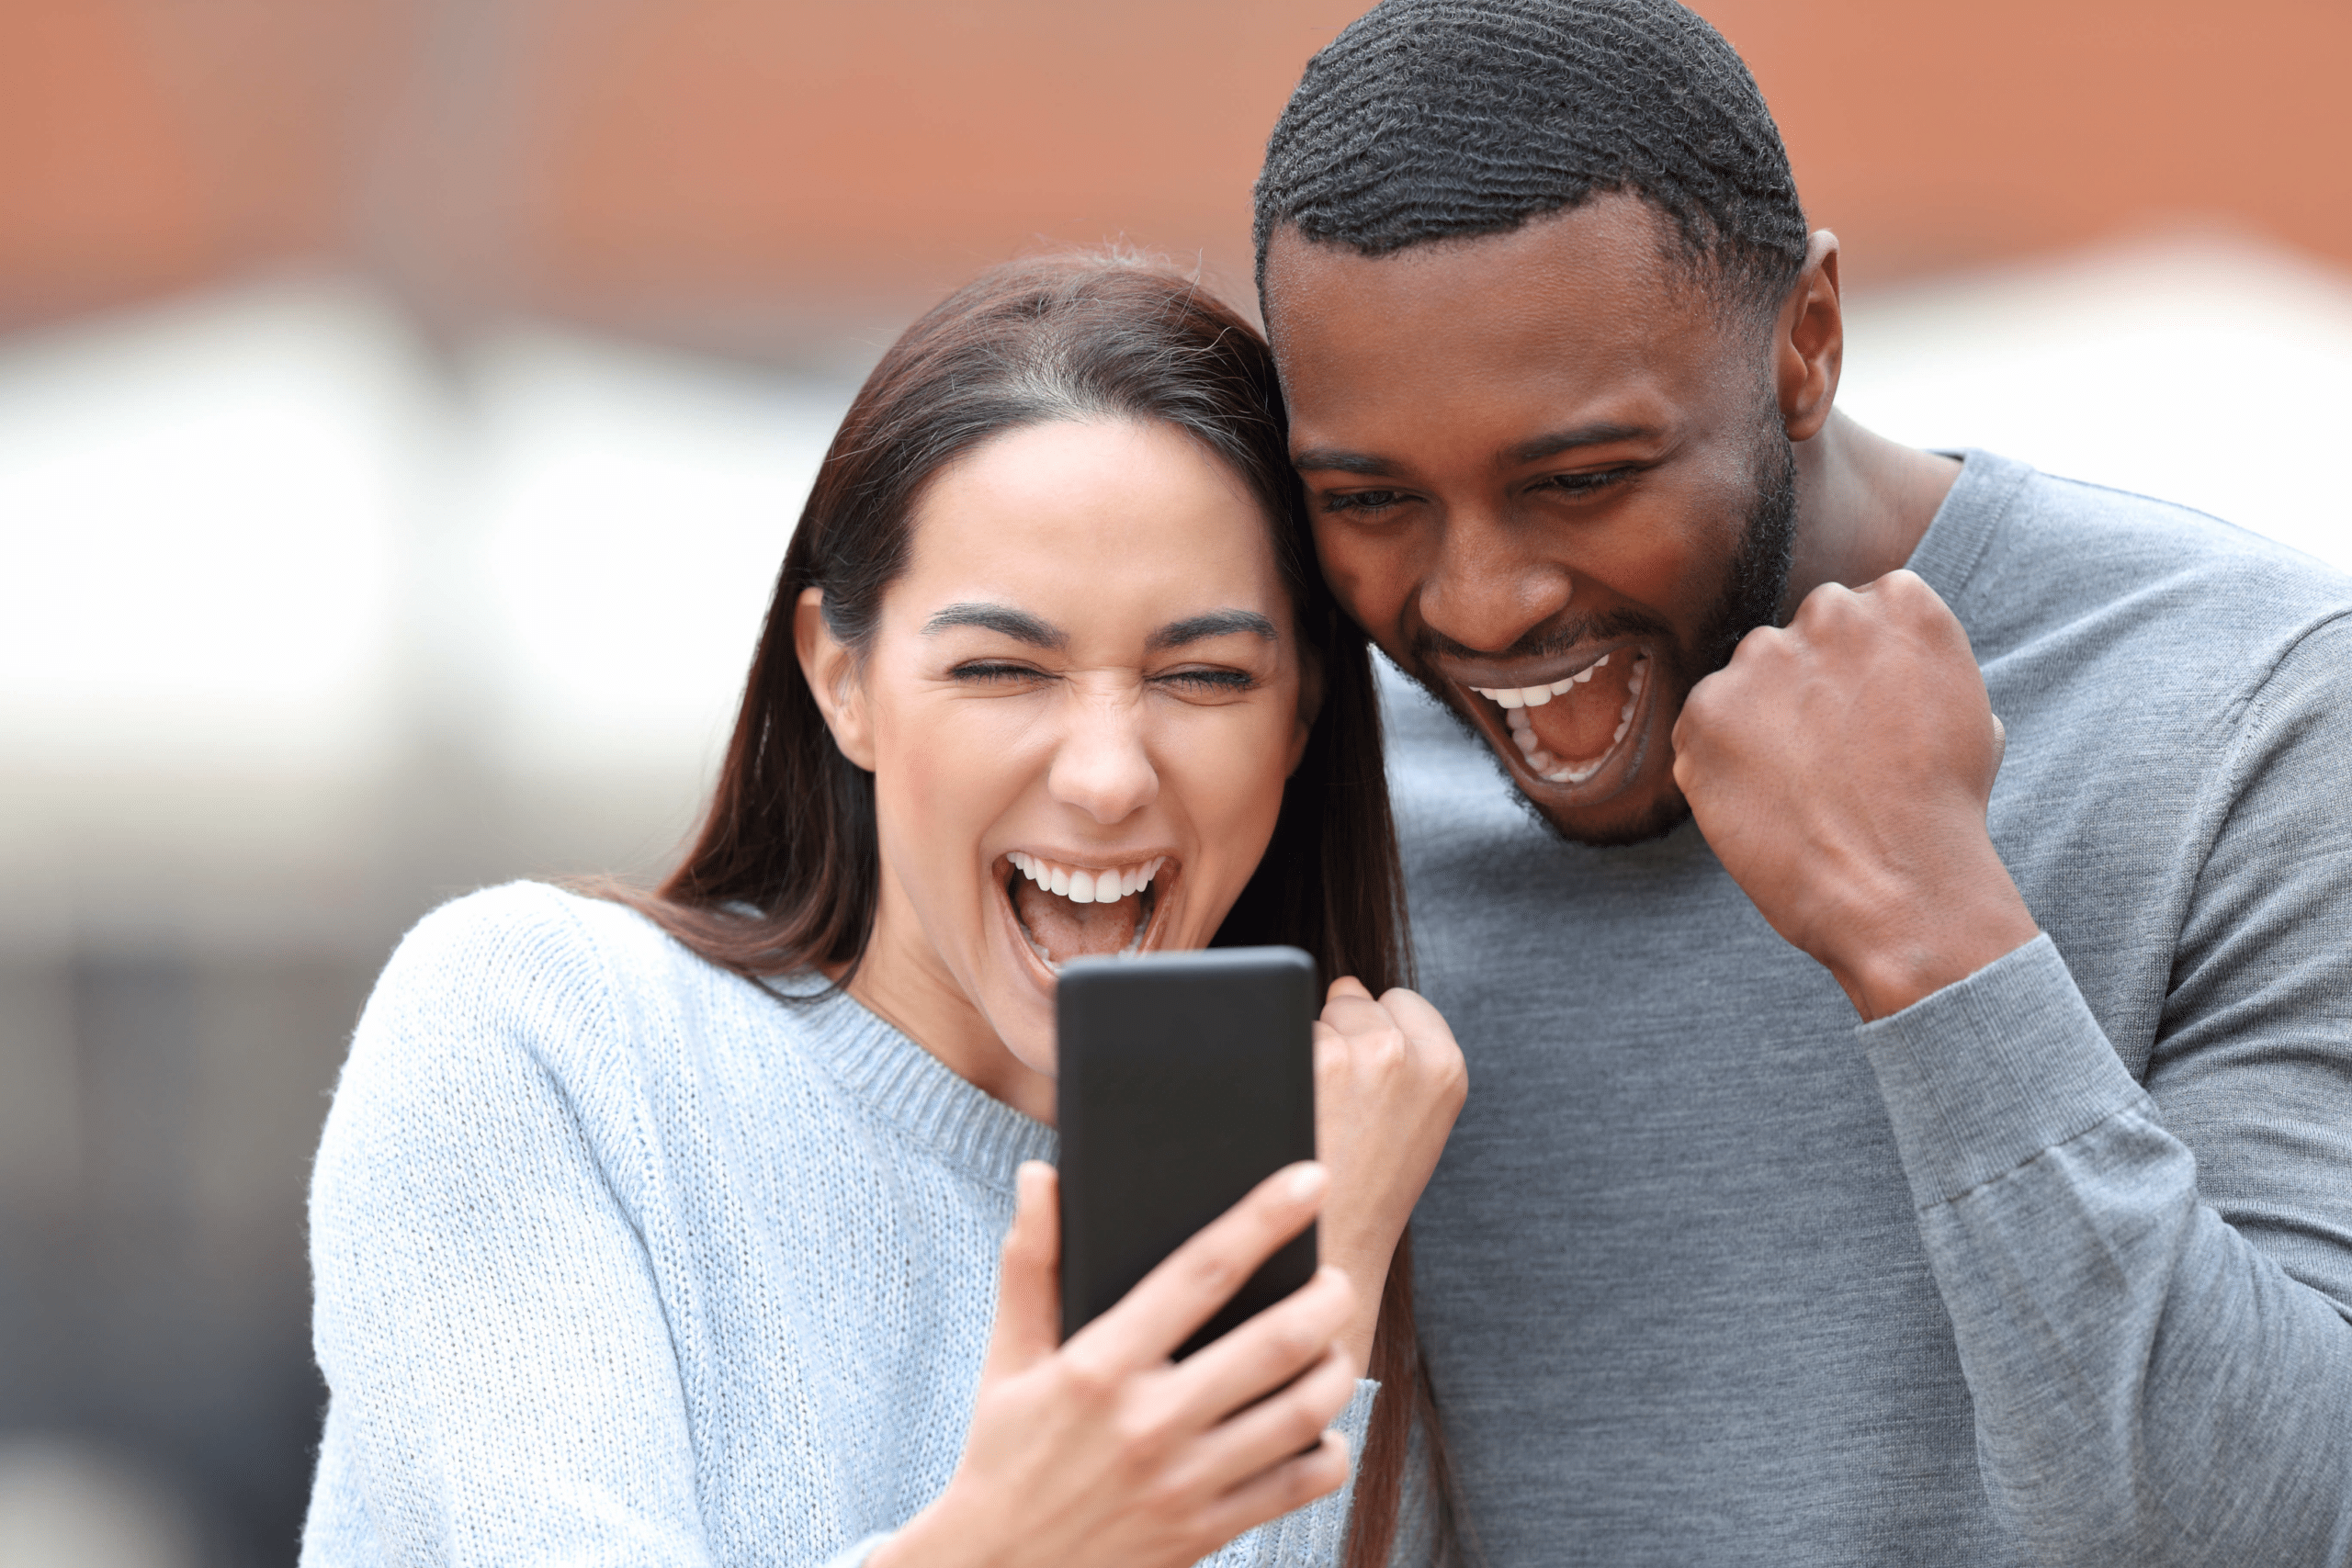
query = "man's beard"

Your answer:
(1408, 421), (1801, 847)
